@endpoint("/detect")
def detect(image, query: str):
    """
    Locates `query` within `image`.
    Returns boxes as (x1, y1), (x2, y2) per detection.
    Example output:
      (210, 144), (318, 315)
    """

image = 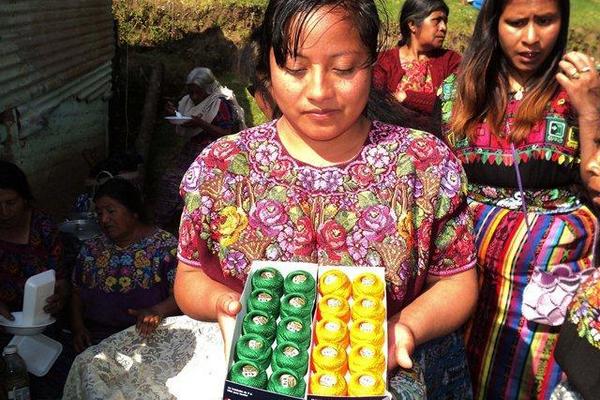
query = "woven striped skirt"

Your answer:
(466, 195), (597, 400)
